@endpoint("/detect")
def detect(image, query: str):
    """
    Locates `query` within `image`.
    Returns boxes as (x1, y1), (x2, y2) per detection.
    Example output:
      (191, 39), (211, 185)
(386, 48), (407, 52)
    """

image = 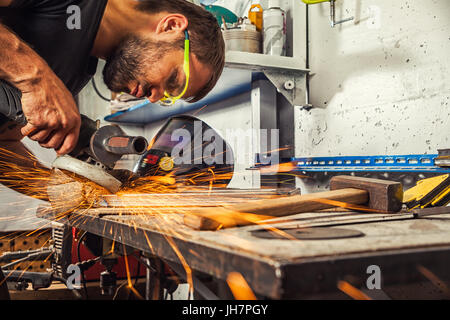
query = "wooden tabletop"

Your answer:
(37, 201), (450, 298)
